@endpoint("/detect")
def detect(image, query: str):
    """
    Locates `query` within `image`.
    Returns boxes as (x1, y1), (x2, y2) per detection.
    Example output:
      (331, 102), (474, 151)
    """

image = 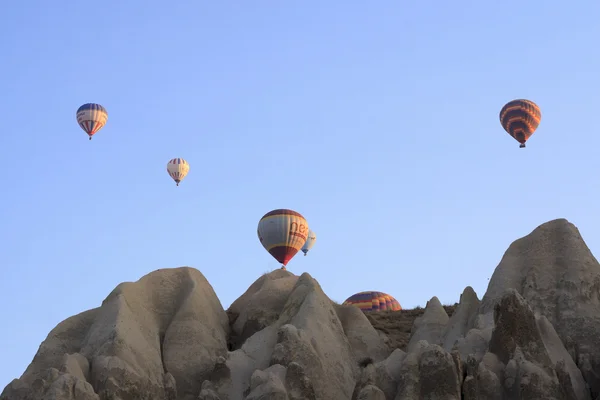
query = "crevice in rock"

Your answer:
(159, 333), (167, 373)
(225, 308), (278, 351)
(358, 357), (374, 369)
(226, 309), (241, 351)
(88, 358), (96, 393)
